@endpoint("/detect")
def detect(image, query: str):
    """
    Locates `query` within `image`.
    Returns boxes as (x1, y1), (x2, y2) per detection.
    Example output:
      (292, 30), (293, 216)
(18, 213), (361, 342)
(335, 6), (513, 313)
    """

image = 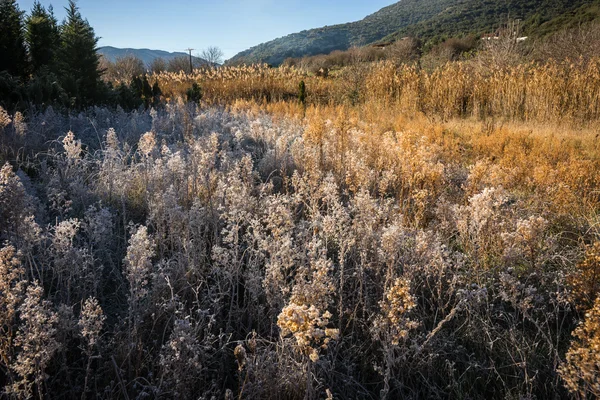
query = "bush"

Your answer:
(186, 82), (202, 104)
